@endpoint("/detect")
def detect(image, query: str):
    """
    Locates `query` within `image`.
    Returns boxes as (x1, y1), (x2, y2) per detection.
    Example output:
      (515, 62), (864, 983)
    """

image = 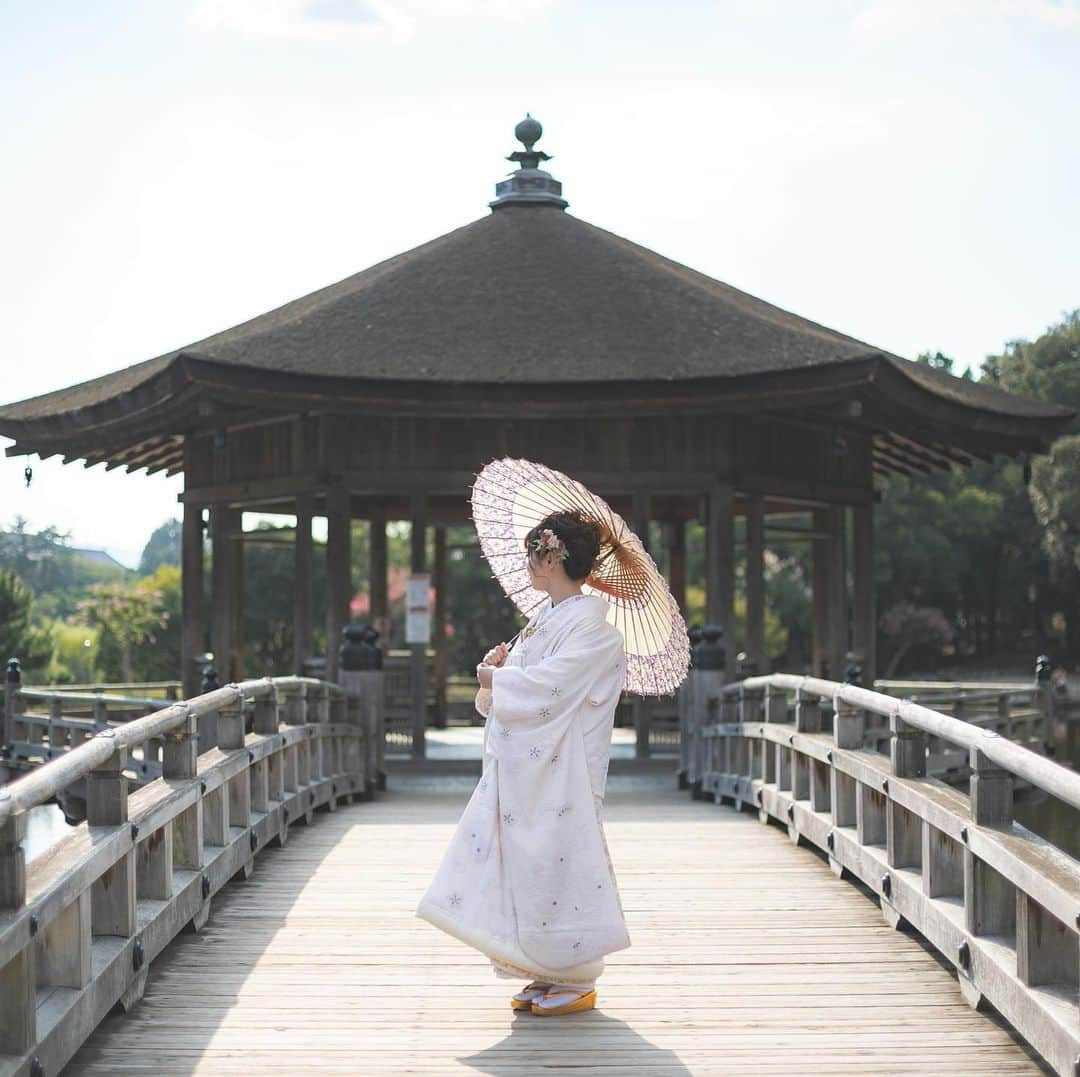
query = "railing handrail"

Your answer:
(17, 679), (182, 693)
(0, 674), (342, 824)
(873, 678), (1034, 692)
(724, 673), (1080, 812)
(16, 689), (177, 709)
